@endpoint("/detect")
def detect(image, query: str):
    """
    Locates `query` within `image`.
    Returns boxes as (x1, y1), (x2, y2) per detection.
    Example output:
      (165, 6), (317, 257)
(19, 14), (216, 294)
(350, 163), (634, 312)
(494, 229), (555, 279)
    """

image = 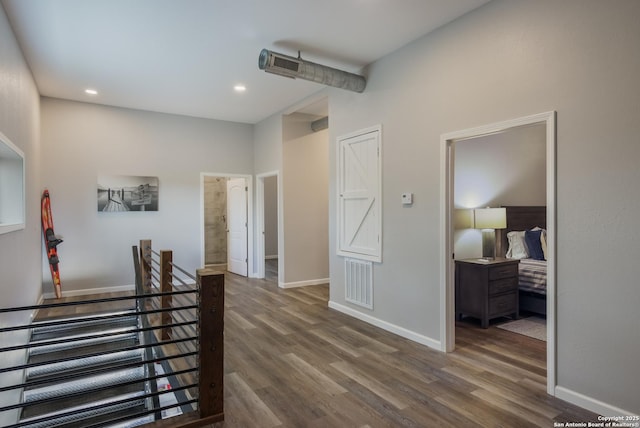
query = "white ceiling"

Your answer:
(2, 0), (489, 124)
